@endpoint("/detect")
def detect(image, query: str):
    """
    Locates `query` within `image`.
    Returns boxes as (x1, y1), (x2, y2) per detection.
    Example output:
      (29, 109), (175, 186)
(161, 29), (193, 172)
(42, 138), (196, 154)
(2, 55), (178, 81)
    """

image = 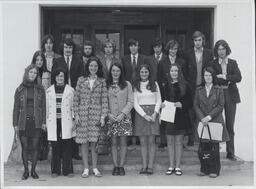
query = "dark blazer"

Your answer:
(146, 54), (167, 82)
(157, 56), (187, 99)
(99, 55), (119, 80)
(121, 54), (147, 84)
(13, 83), (46, 130)
(184, 48), (213, 92)
(52, 55), (84, 88)
(194, 85), (229, 142)
(210, 58), (242, 103)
